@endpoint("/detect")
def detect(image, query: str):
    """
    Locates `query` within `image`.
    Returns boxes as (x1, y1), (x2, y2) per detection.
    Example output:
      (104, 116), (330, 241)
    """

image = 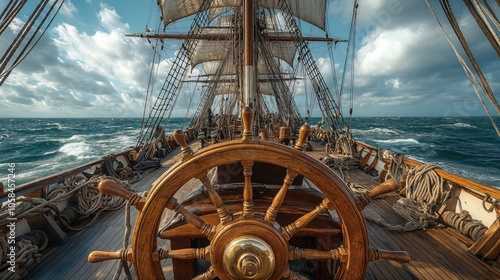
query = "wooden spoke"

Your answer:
(264, 169), (298, 223)
(282, 198), (334, 241)
(89, 246), (212, 263)
(174, 124), (232, 224)
(282, 268), (309, 280)
(288, 246), (346, 262)
(287, 246), (410, 263)
(368, 248), (411, 263)
(88, 248), (133, 263)
(157, 246), (211, 260)
(241, 160), (255, 218)
(165, 197), (216, 240)
(192, 266), (217, 280)
(357, 178), (401, 209)
(98, 179), (145, 210)
(195, 171), (231, 224)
